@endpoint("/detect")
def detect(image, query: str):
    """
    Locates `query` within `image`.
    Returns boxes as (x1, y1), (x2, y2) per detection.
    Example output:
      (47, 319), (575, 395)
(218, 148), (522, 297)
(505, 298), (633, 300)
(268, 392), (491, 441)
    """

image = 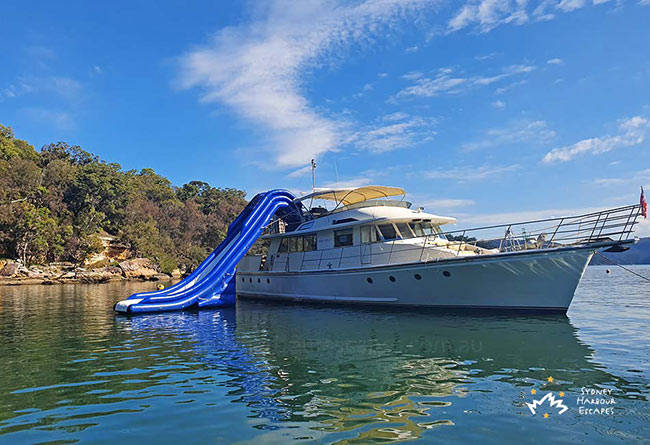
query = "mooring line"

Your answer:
(595, 251), (650, 283)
